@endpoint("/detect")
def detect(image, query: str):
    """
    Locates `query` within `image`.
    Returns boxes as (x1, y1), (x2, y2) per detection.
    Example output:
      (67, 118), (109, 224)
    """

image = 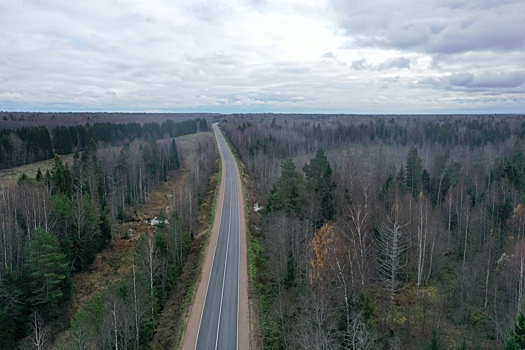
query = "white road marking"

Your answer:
(214, 161), (234, 349)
